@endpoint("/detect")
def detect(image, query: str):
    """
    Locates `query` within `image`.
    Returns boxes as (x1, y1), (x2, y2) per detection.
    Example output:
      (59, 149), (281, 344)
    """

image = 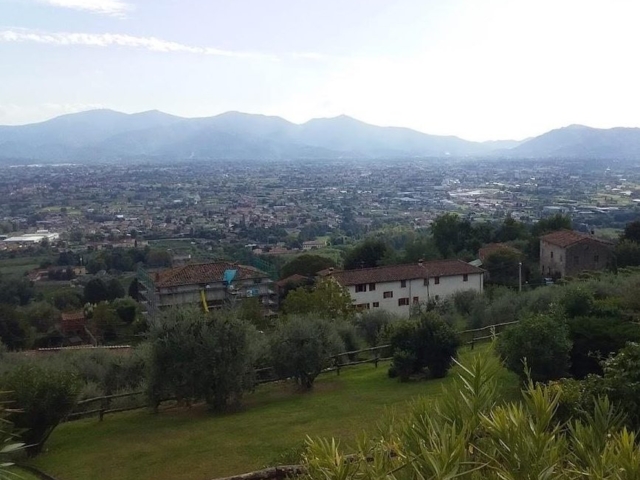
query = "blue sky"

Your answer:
(1, 0), (640, 140)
